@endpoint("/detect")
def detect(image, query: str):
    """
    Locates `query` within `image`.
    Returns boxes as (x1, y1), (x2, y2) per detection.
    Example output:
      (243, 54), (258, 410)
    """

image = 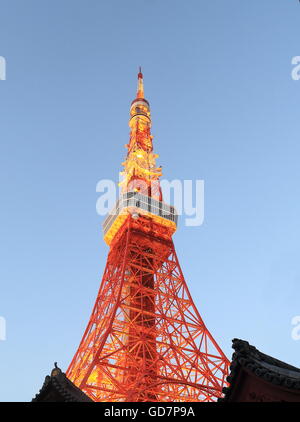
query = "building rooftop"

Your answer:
(32, 363), (93, 402)
(221, 339), (300, 402)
